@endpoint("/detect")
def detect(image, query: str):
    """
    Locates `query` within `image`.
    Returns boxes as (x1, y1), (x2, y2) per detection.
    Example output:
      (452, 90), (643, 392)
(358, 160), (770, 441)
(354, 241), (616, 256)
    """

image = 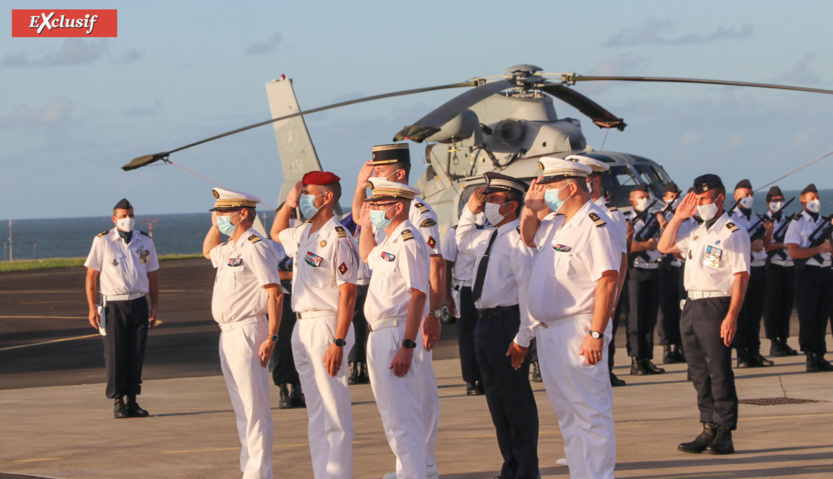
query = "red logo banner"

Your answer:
(12, 10), (117, 37)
